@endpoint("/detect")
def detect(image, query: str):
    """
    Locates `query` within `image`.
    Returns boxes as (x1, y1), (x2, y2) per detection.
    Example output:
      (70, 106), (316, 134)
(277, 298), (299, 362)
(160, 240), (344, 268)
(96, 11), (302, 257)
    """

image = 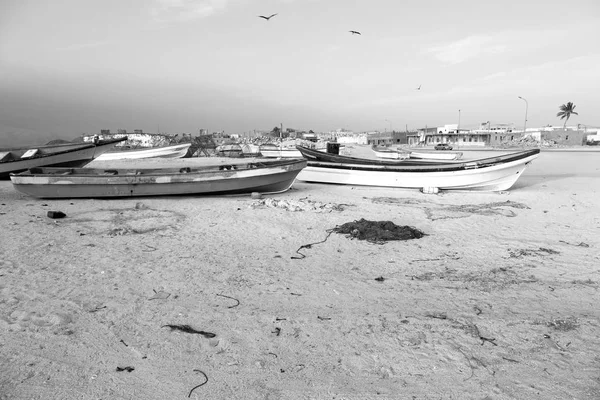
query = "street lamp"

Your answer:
(518, 96), (528, 133)
(457, 109), (461, 144)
